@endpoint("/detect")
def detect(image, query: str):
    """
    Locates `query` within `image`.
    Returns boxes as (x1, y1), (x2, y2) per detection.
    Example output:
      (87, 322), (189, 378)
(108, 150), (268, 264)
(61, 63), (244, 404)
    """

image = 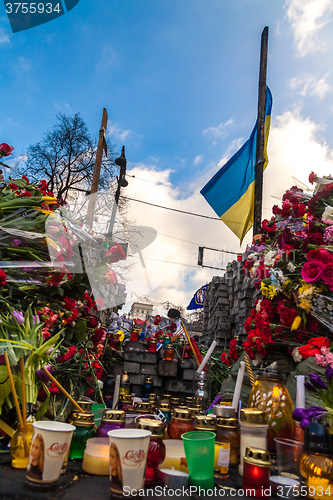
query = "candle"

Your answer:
(232, 361), (245, 410)
(160, 440), (188, 473)
(196, 340), (217, 375)
(296, 375), (305, 409)
(270, 475), (300, 498)
(242, 447), (271, 499)
(160, 468), (189, 489)
(82, 437), (109, 475)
